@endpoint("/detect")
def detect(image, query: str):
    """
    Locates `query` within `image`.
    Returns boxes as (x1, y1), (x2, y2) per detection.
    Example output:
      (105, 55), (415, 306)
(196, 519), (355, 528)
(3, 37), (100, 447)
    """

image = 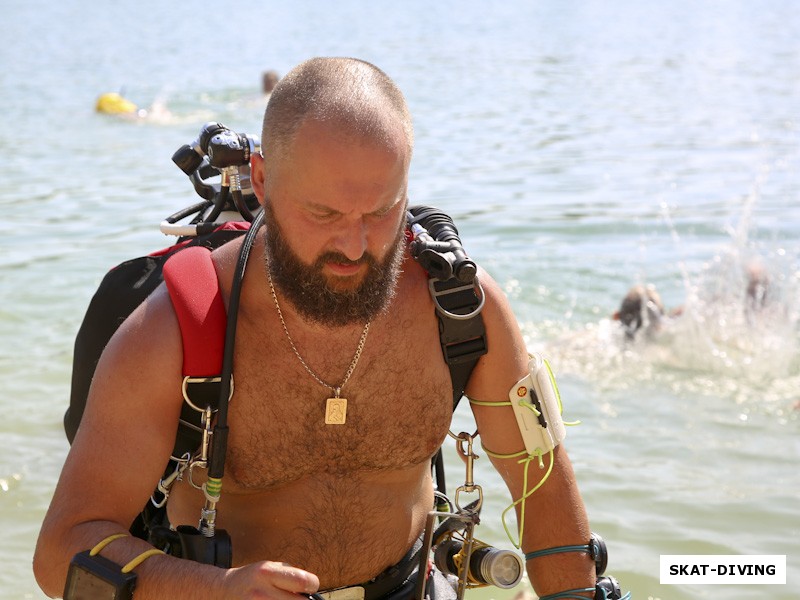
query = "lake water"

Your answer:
(1, 1), (798, 598)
